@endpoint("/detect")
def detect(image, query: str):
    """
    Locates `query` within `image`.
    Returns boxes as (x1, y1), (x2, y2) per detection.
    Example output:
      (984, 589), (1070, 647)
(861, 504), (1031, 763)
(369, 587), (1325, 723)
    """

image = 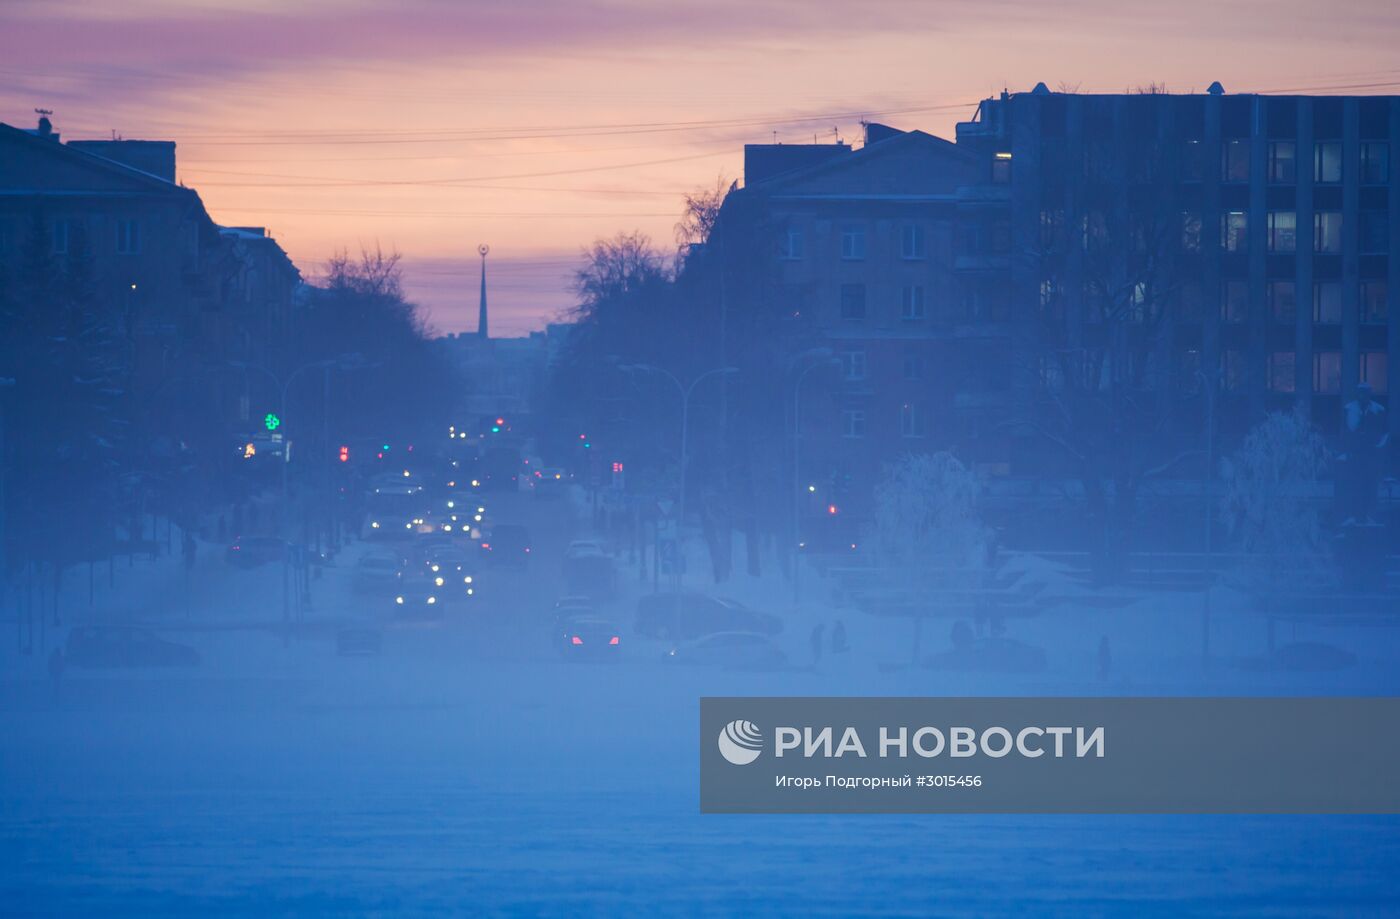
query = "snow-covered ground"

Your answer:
(2, 489), (1398, 915)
